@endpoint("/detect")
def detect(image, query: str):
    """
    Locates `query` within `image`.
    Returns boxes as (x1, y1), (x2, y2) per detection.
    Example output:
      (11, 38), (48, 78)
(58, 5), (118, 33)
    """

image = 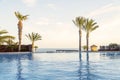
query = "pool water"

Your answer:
(0, 52), (120, 80)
